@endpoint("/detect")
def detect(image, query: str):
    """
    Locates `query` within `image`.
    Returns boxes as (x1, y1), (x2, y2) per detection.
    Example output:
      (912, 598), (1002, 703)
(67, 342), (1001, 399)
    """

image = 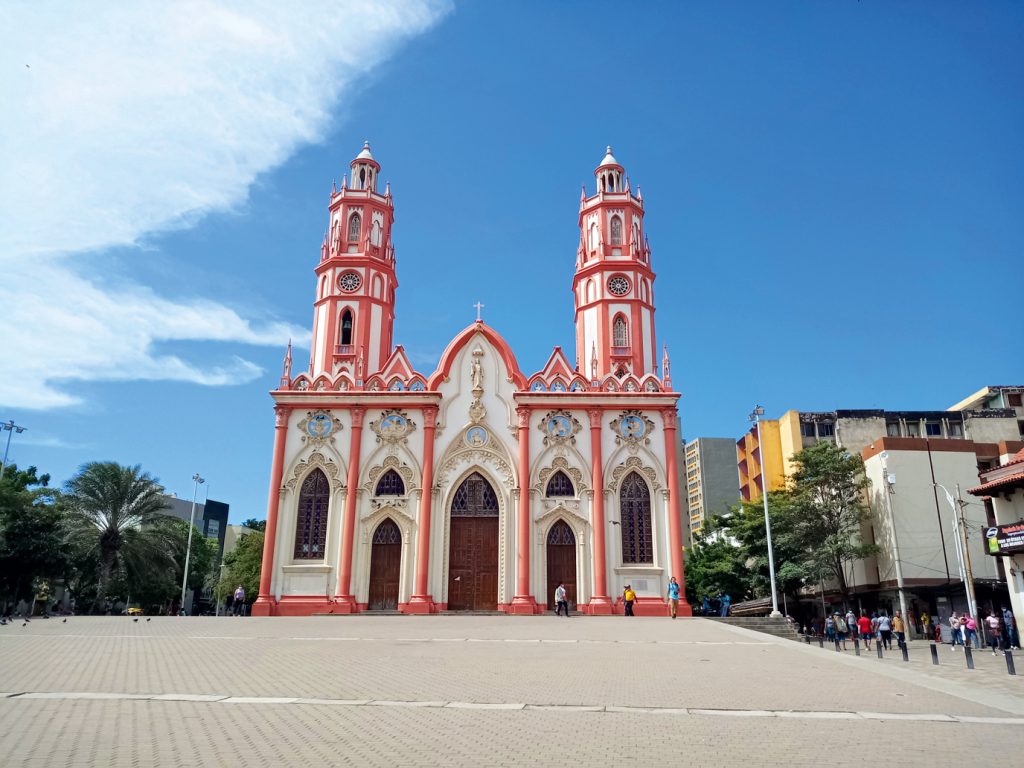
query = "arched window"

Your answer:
(589, 223), (599, 251)
(451, 472), (499, 516)
(348, 213), (361, 243)
(340, 310), (353, 345)
(610, 215), (623, 245)
(375, 469), (405, 496)
(372, 518), (401, 544)
(548, 519), (575, 545)
(585, 279), (595, 303)
(371, 221), (382, 246)
(613, 315), (628, 347)
(294, 469), (330, 559)
(620, 472), (652, 564)
(546, 471), (574, 497)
